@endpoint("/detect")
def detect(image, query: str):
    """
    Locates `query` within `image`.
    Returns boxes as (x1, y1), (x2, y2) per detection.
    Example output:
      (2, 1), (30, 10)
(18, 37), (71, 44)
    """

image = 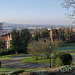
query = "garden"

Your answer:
(0, 29), (75, 74)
